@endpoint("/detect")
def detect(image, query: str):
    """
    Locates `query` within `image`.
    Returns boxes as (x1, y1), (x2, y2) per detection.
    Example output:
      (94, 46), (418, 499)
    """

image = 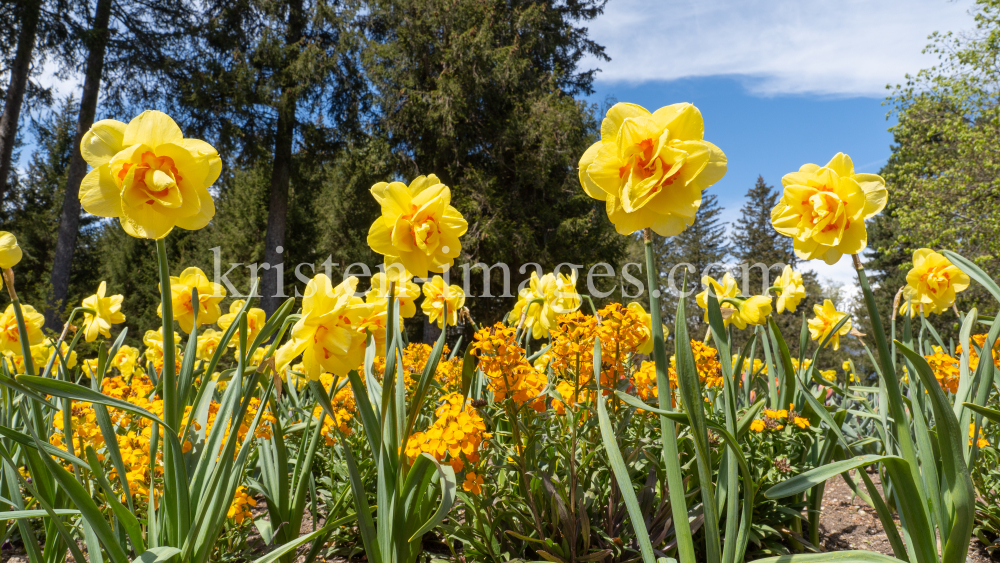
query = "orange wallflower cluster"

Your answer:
(551, 380), (593, 415)
(404, 392), (491, 473)
(750, 406), (809, 433)
(664, 340), (723, 389)
(549, 311), (598, 379)
(925, 347), (960, 393)
(956, 334), (1000, 371)
(50, 365), (275, 506)
(311, 373), (357, 446)
(472, 324), (546, 410)
(366, 342), (457, 392)
(595, 303), (651, 387)
(969, 422), (990, 449)
(228, 486), (257, 525)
